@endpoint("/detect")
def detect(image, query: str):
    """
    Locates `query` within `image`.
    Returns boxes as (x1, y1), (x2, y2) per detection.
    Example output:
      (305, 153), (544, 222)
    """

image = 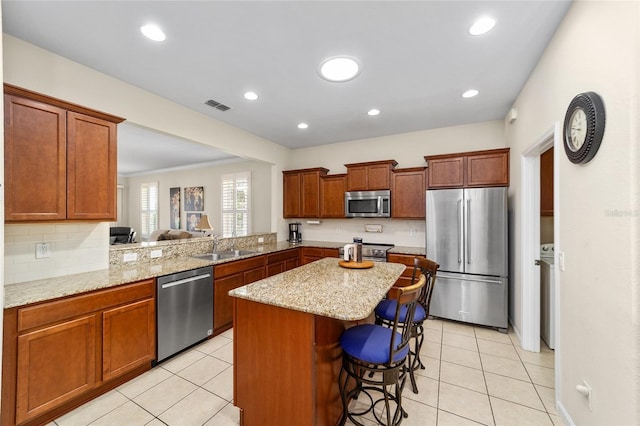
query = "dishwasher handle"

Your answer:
(160, 273), (212, 289)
